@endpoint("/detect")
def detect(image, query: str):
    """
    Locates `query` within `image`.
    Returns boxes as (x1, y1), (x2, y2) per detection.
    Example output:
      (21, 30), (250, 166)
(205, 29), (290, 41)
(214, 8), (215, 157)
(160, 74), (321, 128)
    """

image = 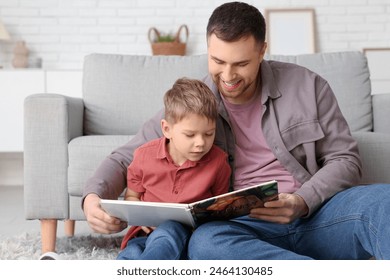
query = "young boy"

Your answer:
(117, 78), (231, 260)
